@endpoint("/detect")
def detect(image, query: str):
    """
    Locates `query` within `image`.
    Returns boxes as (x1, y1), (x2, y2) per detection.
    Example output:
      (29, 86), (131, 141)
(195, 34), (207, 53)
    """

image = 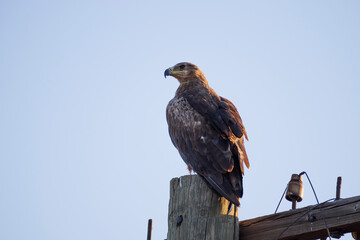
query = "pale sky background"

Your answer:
(1, 1), (360, 239)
